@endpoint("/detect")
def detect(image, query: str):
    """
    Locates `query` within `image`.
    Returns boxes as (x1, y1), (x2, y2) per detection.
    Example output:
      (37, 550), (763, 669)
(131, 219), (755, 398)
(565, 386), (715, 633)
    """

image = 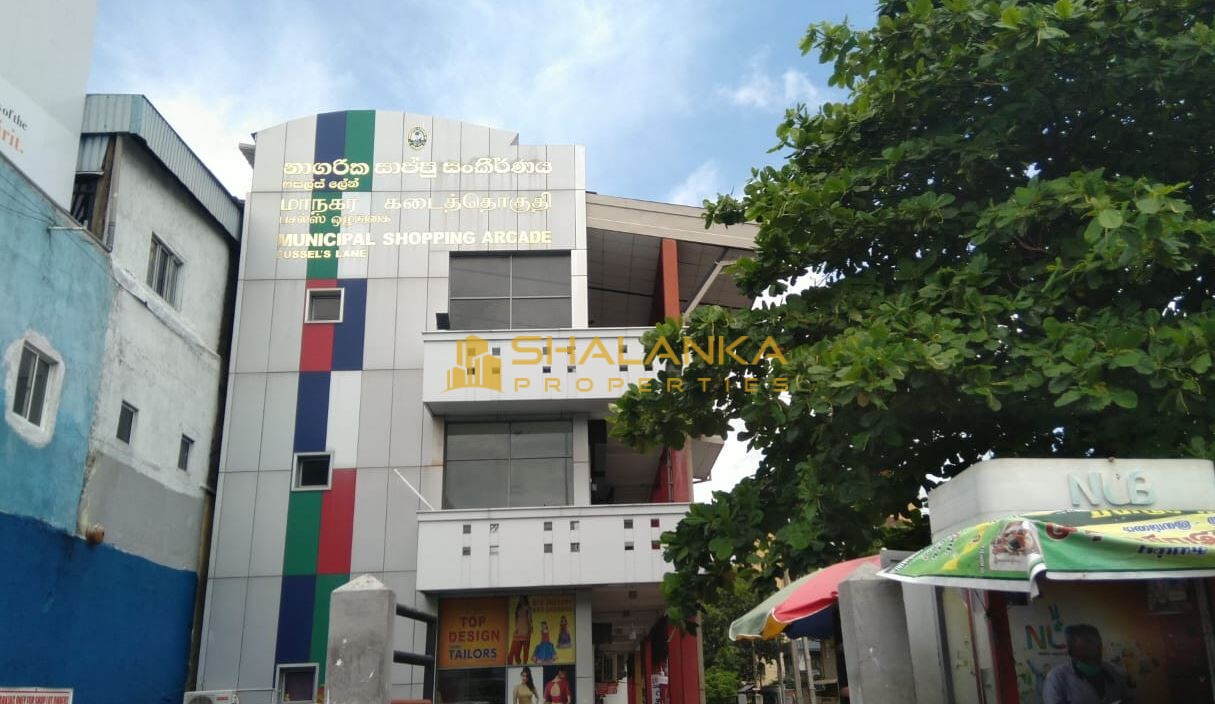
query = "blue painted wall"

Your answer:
(0, 155), (114, 533)
(0, 512), (197, 703)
